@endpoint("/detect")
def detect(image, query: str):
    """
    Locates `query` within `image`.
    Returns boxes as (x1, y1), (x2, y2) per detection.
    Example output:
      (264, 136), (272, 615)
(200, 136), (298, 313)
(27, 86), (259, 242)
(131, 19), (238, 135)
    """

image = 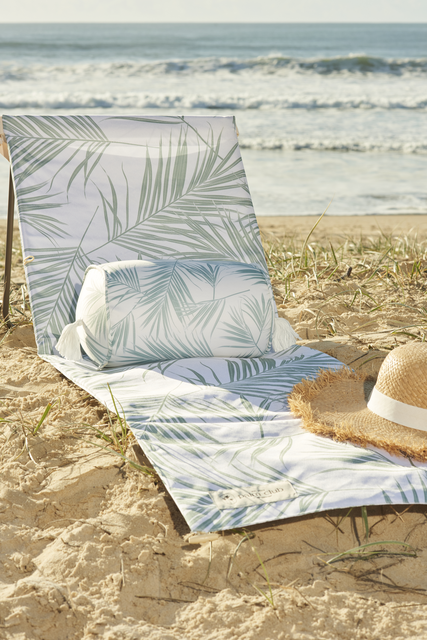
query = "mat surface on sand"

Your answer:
(2, 215), (427, 638)
(2, 115), (427, 535)
(2, 325), (427, 639)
